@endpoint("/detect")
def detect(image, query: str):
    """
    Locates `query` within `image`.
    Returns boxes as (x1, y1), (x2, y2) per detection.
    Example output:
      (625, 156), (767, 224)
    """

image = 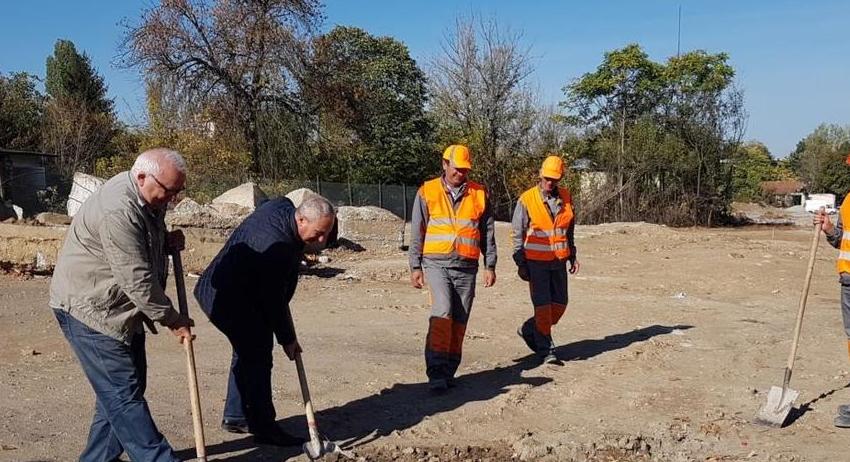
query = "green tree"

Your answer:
(305, 26), (435, 184)
(789, 124), (850, 196)
(45, 39), (113, 114)
(42, 40), (116, 178)
(731, 142), (789, 201)
(562, 45), (746, 226)
(662, 50), (745, 222)
(562, 44), (663, 219)
(0, 72), (44, 150)
(121, 0), (322, 177)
